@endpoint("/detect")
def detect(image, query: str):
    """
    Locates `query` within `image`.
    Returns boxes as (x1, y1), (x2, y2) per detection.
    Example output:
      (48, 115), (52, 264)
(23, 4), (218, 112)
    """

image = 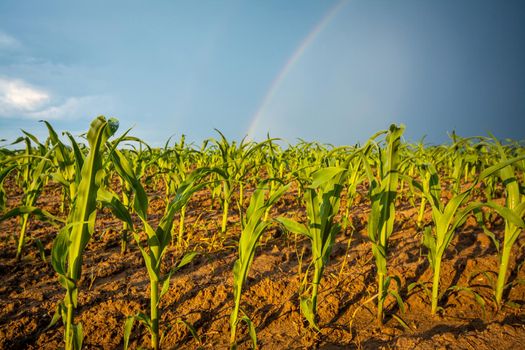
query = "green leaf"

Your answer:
(388, 289), (405, 314)
(160, 275), (171, 302)
(34, 238), (46, 263)
(123, 316), (135, 350)
(267, 183), (291, 207)
(275, 217), (310, 239)
(240, 315), (258, 349)
(136, 312), (152, 331)
(0, 206), (64, 225)
(64, 132), (84, 175)
(111, 148), (149, 220)
(97, 187), (133, 229)
(483, 201), (525, 229)
(300, 297), (318, 330)
(134, 234), (159, 282)
(310, 167), (346, 189)
(473, 208), (500, 252)
(67, 116), (117, 282)
(46, 302), (65, 330)
(448, 285), (486, 318)
(51, 227), (70, 276)
(372, 244), (387, 275)
(176, 251), (198, 271)
(478, 153), (525, 182)
(391, 313), (412, 331)
(72, 322), (83, 350)
(0, 164), (16, 212)
(176, 319), (201, 344)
